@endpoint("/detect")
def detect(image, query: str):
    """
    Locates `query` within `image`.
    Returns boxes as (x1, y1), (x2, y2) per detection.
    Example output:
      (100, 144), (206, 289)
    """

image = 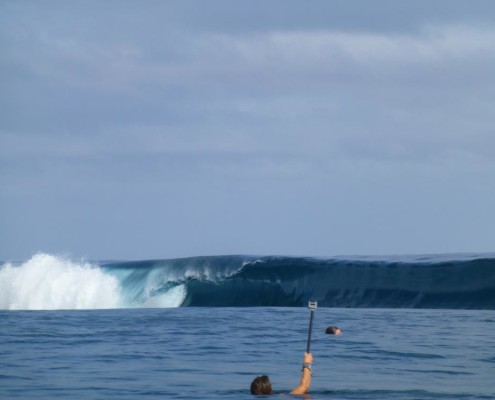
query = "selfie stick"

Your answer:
(306, 300), (317, 353)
